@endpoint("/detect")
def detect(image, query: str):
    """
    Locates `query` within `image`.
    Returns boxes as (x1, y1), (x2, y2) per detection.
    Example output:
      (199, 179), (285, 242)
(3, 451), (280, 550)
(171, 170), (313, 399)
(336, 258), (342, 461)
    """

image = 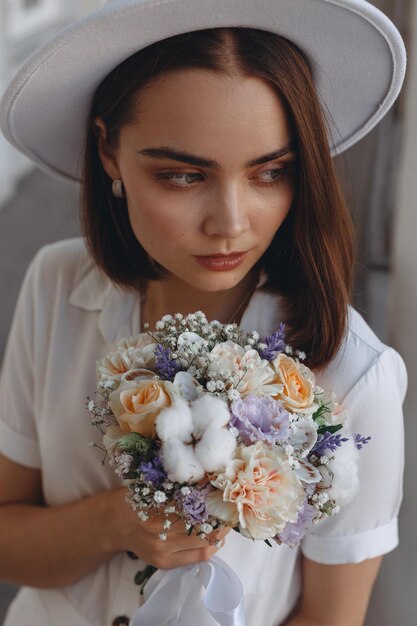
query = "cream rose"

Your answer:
(97, 334), (156, 389)
(207, 341), (280, 396)
(272, 354), (317, 414)
(207, 441), (304, 539)
(115, 333), (155, 353)
(109, 379), (178, 438)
